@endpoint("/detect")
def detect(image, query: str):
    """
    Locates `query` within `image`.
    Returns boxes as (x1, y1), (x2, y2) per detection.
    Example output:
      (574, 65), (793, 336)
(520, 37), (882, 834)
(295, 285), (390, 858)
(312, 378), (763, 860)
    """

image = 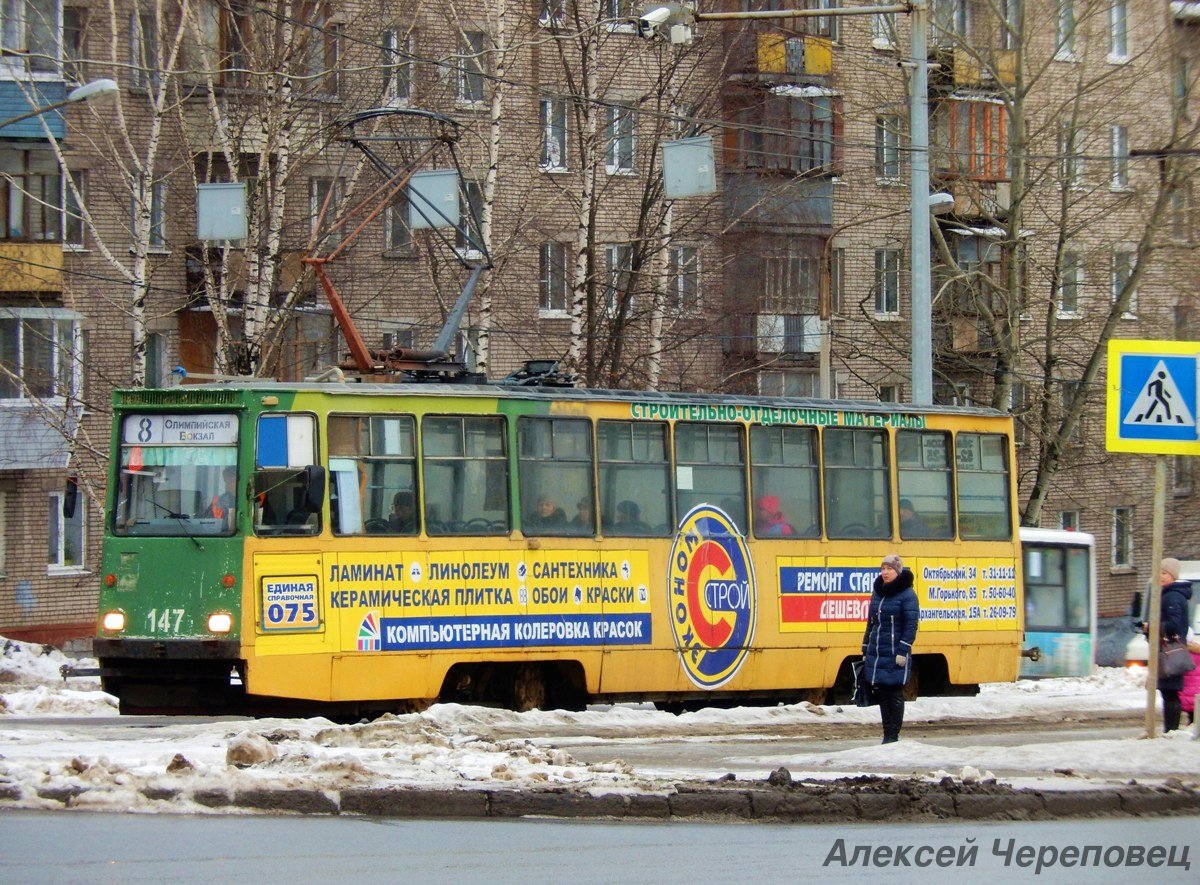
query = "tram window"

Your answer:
(955, 432), (1012, 540)
(750, 425), (819, 538)
(675, 423), (746, 533)
(327, 415), (417, 536)
(598, 420), (670, 536)
(253, 413), (319, 536)
(421, 415), (509, 535)
(519, 417), (594, 536)
(1024, 546), (1090, 631)
(823, 428), (890, 539)
(896, 430), (954, 539)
